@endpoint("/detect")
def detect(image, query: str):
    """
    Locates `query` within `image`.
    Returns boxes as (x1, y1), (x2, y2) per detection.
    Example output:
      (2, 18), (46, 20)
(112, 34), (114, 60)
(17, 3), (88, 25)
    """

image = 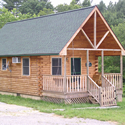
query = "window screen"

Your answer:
(52, 58), (61, 75)
(2, 58), (6, 70)
(23, 58), (29, 75)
